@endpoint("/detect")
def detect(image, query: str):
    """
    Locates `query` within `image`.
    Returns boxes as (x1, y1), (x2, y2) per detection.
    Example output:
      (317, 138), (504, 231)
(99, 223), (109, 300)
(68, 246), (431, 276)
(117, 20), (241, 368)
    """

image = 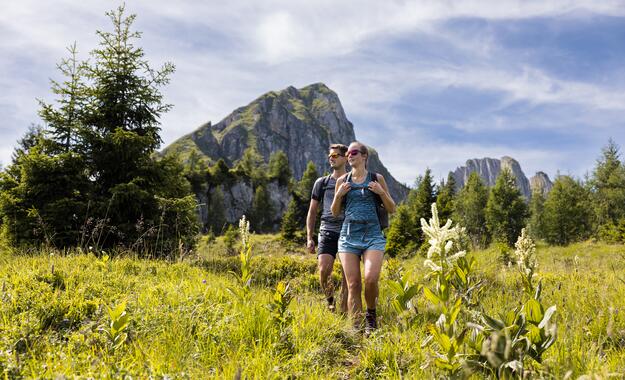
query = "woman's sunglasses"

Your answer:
(346, 149), (363, 157)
